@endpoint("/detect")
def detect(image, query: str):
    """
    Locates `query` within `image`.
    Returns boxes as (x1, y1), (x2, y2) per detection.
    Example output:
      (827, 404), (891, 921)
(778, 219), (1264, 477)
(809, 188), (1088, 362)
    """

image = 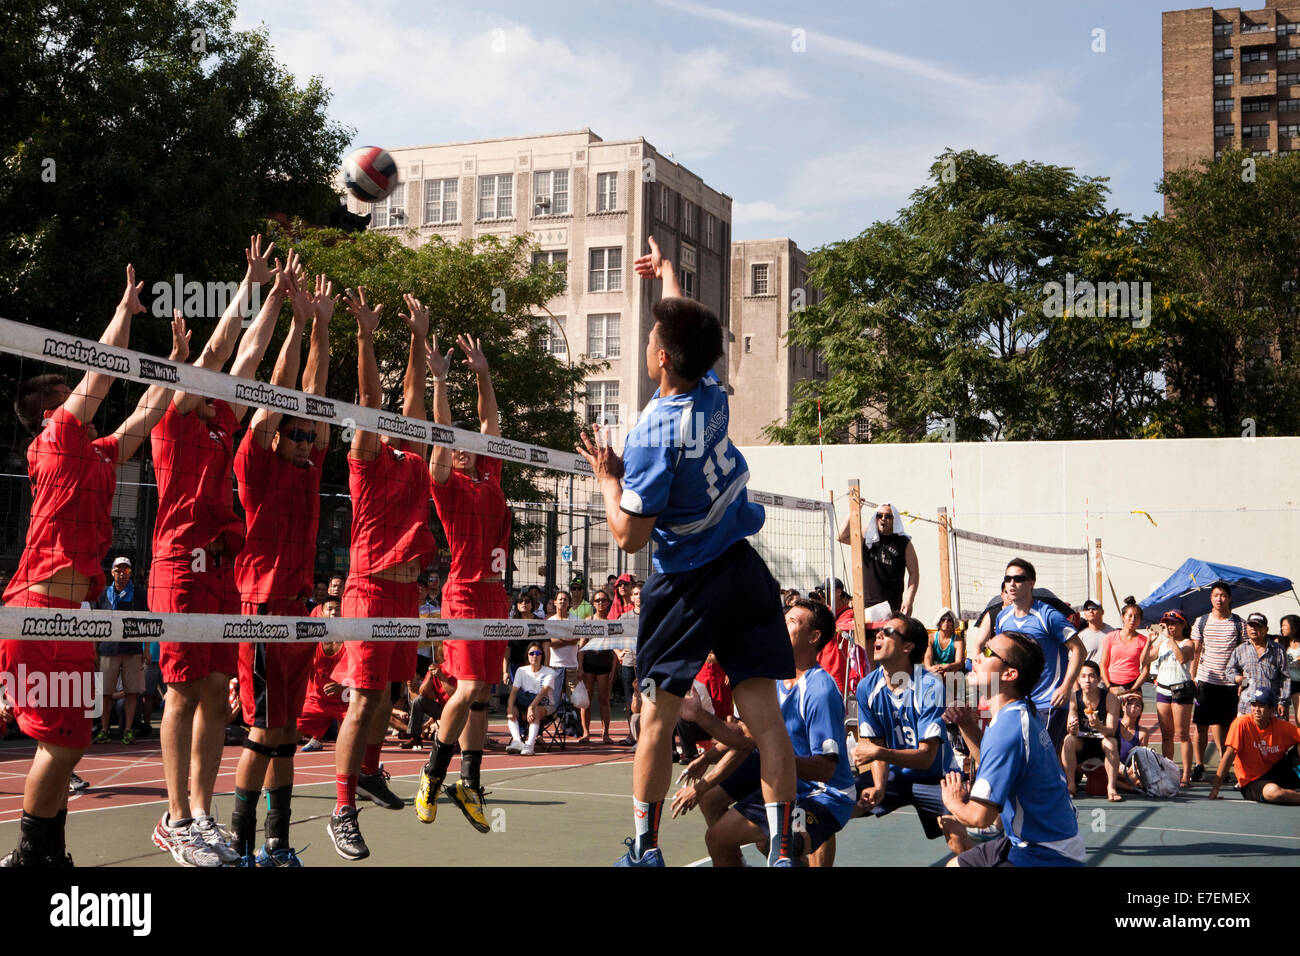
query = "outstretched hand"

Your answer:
(245, 234), (276, 286)
(345, 286), (383, 336)
(633, 235), (664, 281)
(120, 264), (146, 316)
(576, 425), (624, 482)
(310, 274), (339, 321)
(168, 310), (192, 363)
(399, 294), (430, 339)
(457, 333), (489, 375)
(425, 334), (454, 380)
